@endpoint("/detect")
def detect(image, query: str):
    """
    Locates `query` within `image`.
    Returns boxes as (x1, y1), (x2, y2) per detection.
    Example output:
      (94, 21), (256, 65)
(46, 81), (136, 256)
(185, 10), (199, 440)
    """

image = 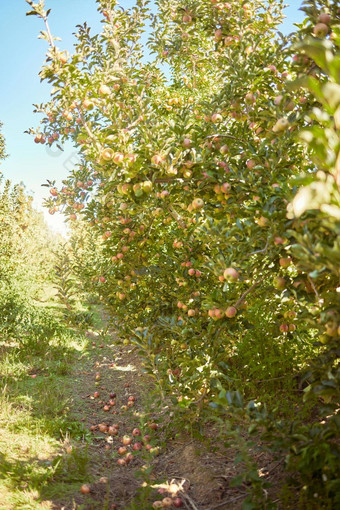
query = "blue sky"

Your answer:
(0, 1), (304, 234)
